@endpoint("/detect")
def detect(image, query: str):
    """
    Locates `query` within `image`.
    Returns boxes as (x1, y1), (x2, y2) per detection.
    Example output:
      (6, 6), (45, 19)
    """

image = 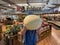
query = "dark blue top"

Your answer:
(24, 30), (37, 45)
